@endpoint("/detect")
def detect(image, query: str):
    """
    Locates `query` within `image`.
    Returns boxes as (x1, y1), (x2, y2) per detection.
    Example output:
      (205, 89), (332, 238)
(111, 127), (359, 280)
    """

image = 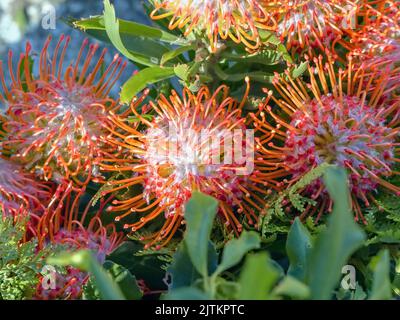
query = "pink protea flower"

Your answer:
(252, 56), (400, 222)
(0, 36), (126, 192)
(100, 81), (283, 249)
(262, 0), (358, 58)
(35, 195), (124, 300)
(0, 156), (51, 231)
(150, 0), (277, 52)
